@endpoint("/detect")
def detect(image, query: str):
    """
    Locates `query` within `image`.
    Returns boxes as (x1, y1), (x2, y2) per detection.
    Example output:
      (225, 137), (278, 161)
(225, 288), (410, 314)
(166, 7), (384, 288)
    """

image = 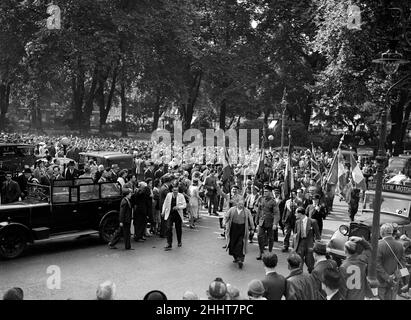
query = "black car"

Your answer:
(0, 179), (122, 259)
(0, 143), (36, 182)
